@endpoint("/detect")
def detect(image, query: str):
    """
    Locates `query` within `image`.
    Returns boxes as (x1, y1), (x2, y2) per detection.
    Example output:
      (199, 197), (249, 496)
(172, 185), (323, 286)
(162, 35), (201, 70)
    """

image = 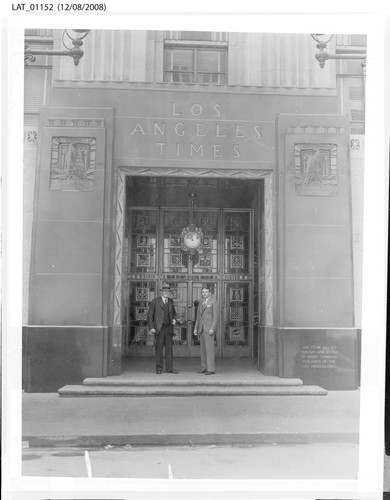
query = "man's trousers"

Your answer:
(200, 332), (215, 372)
(155, 325), (173, 371)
